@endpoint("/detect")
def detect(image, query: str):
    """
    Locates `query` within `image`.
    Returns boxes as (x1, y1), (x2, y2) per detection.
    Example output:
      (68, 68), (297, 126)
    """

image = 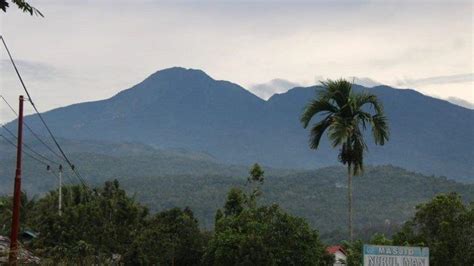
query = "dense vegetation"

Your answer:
(123, 165), (473, 239)
(1, 151), (472, 241)
(0, 172), (336, 265)
(341, 193), (473, 266)
(1, 178), (472, 265)
(203, 165), (333, 265)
